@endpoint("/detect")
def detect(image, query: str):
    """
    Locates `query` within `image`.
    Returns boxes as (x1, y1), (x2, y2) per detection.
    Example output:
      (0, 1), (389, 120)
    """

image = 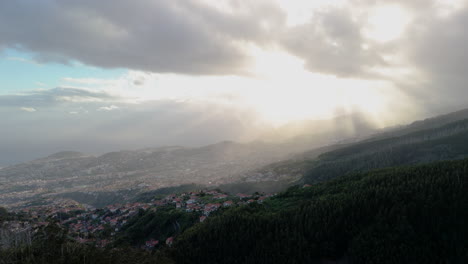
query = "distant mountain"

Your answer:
(254, 107), (468, 184)
(45, 151), (88, 160)
(372, 107), (468, 140)
(0, 112), (386, 208)
(0, 141), (298, 208)
(4, 107), (468, 208)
